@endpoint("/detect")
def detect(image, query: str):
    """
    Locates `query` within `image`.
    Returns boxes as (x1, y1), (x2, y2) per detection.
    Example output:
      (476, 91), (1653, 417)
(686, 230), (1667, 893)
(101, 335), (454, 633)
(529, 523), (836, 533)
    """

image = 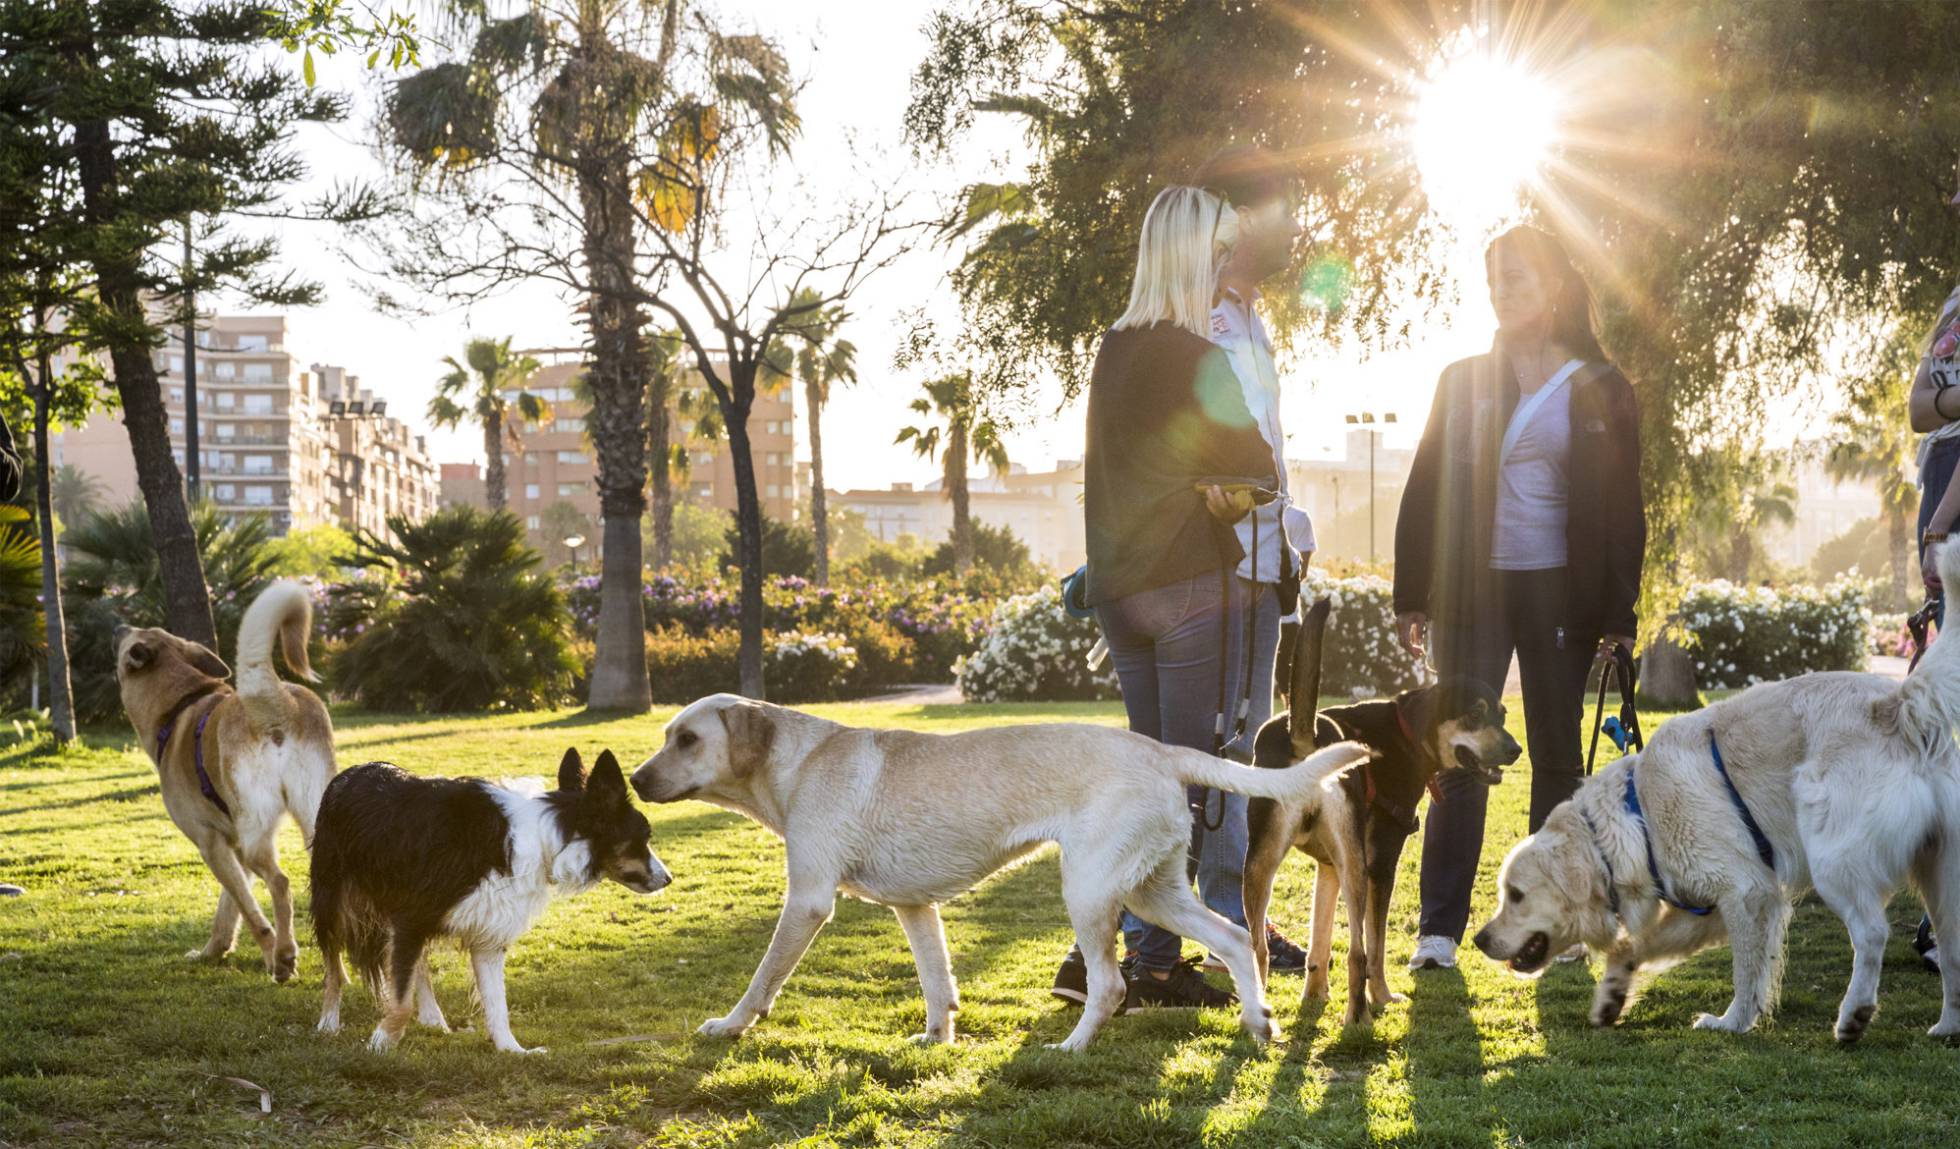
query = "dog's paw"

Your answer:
(366, 1028), (400, 1053)
(1243, 1016), (1282, 1045)
(697, 1014), (753, 1040)
(1692, 1012), (1746, 1034)
(1929, 1015), (1960, 1040)
(495, 1043), (546, 1055)
(1302, 976), (1330, 1002)
(273, 949), (298, 984)
(1835, 1002), (1876, 1045)
(1591, 985), (1630, 1027)
(1043, 1036), (1092, 1053)
(316, 1013), (341, 1035)
(1370, 990), (1407, 1010)
(908, 1030), (955, 1046)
